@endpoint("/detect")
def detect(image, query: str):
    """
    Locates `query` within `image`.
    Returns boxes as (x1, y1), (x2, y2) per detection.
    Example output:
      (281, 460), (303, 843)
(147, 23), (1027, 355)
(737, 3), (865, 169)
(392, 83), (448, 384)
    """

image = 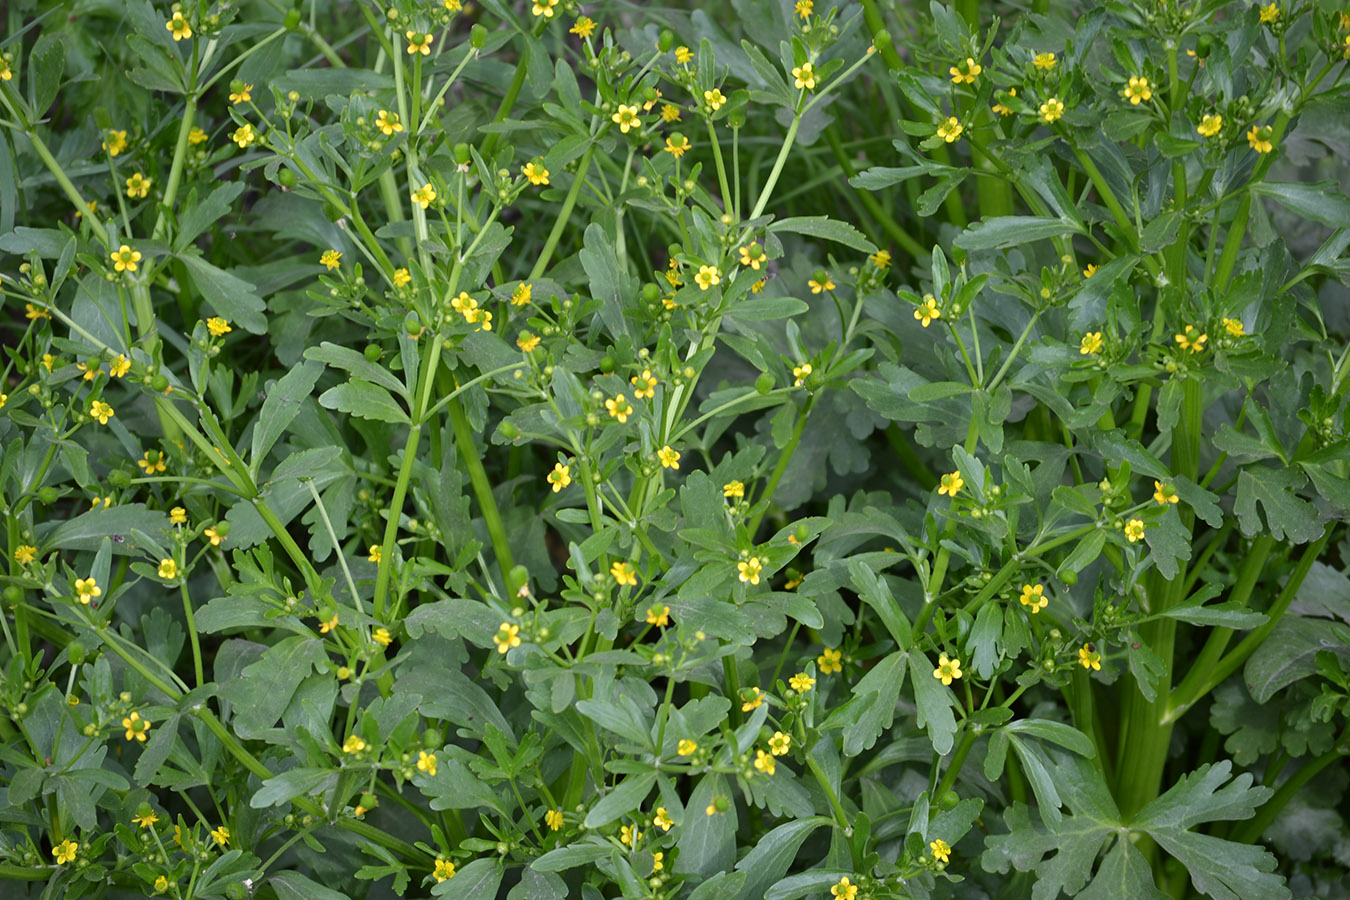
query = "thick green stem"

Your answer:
(528, 145), (595, 280)
(448, 396), (516, 586)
